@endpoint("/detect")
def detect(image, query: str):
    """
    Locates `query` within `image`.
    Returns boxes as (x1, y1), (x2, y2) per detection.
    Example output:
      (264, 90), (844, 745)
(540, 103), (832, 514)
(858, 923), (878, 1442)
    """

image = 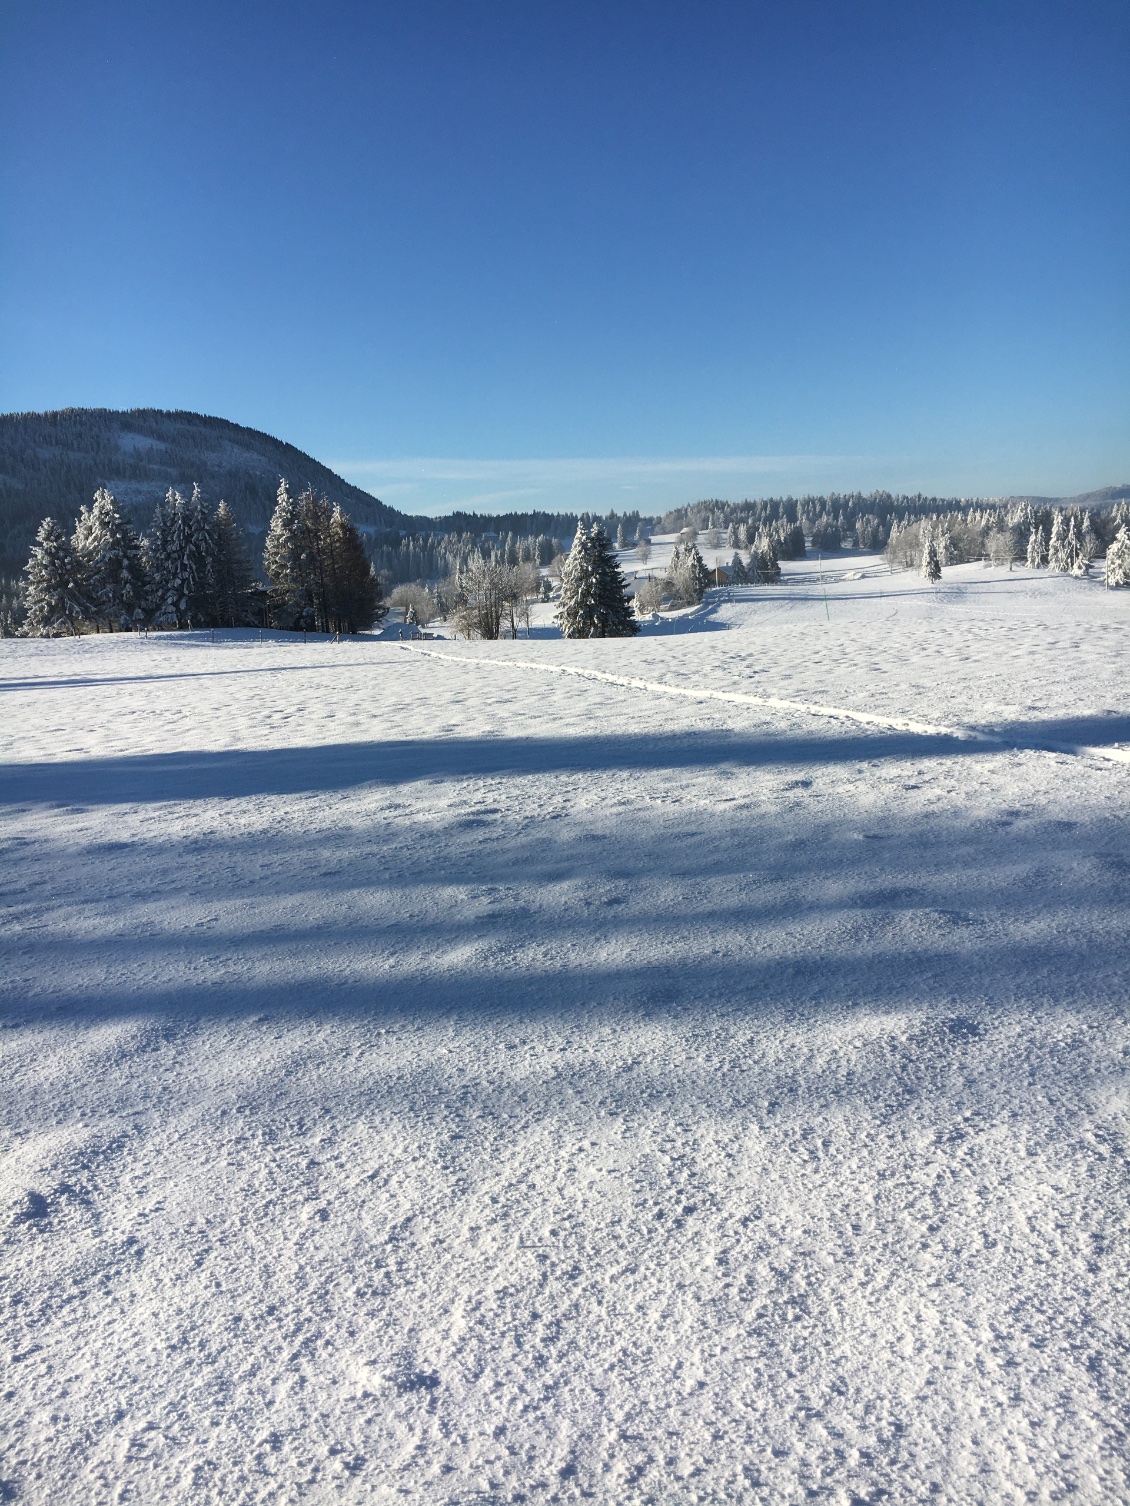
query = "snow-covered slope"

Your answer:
(2, 567), (1128, 1504)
